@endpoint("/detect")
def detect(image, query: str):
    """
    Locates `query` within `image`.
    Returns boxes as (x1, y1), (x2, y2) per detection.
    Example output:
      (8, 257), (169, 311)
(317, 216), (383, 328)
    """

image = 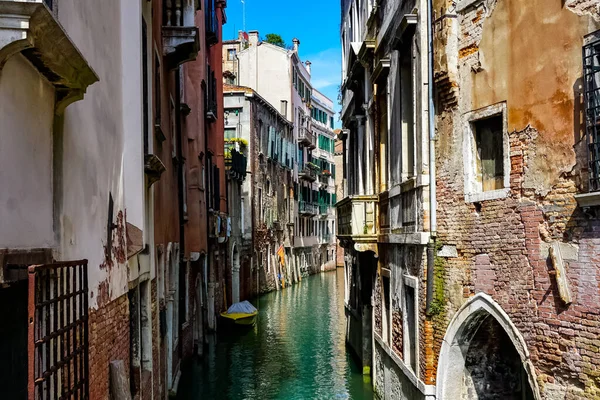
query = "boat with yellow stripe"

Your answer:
(220, 300), (258, 327)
